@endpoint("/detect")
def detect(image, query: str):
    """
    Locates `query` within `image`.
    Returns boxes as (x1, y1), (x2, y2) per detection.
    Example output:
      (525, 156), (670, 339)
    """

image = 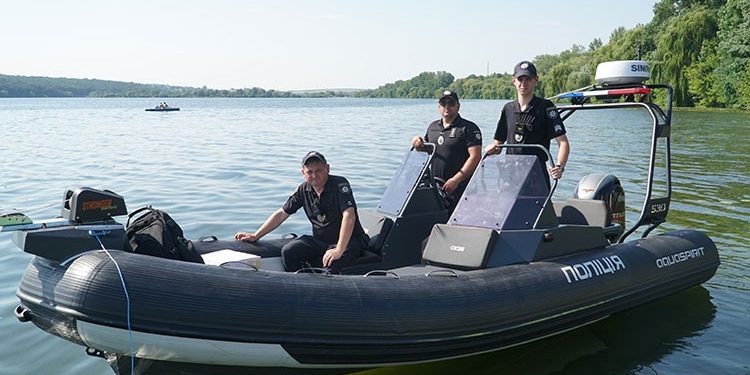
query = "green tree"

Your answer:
(588, 38), (603, 52)
(357, 71), (455, 98)
(652, 6), (719, 106)
(712, 0), (750, 108)
(686, 39), (722, 106)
